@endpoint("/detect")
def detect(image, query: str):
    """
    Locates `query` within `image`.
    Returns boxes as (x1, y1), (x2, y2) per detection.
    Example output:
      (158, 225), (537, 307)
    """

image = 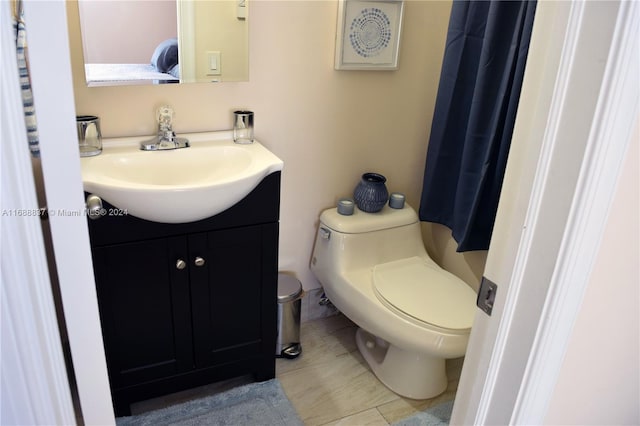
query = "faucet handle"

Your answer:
(157, 105), (175, 130)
